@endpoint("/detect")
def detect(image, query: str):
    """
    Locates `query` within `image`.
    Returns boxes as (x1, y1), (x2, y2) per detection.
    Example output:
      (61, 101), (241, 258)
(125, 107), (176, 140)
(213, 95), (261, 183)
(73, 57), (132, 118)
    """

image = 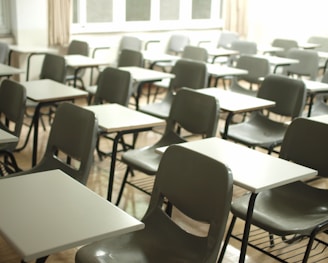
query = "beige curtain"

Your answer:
(48, 0), (71, 46)
(223, 0), (248, 39)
